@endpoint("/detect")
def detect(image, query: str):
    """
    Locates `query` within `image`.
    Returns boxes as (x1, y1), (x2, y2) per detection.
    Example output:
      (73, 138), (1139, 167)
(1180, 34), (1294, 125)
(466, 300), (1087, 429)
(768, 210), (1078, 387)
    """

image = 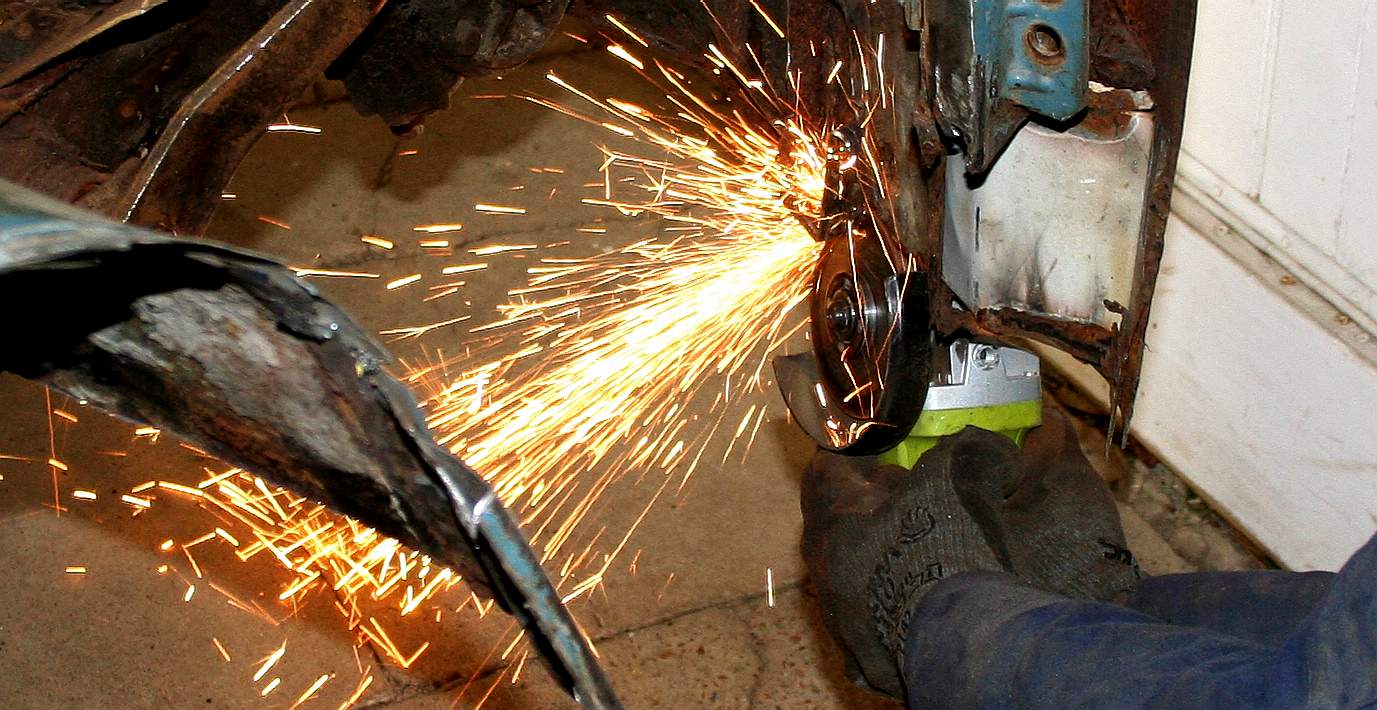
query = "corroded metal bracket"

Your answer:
(917, 0), (1090, 174)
